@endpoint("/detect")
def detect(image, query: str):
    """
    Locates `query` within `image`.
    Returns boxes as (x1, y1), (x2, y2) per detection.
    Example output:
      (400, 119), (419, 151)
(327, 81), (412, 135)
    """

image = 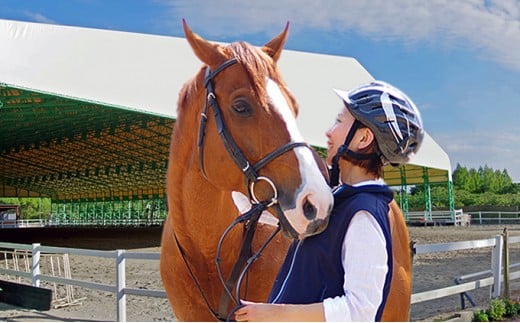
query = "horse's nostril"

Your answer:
(302, 198), (317, 221)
